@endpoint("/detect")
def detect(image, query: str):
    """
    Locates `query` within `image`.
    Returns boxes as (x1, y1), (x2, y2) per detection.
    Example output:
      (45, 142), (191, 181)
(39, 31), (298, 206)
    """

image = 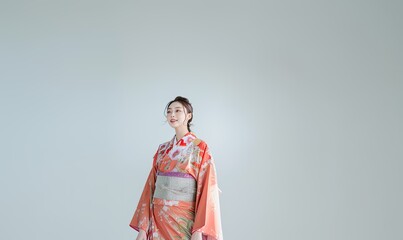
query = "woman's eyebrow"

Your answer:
(167, 107), (182, 109)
